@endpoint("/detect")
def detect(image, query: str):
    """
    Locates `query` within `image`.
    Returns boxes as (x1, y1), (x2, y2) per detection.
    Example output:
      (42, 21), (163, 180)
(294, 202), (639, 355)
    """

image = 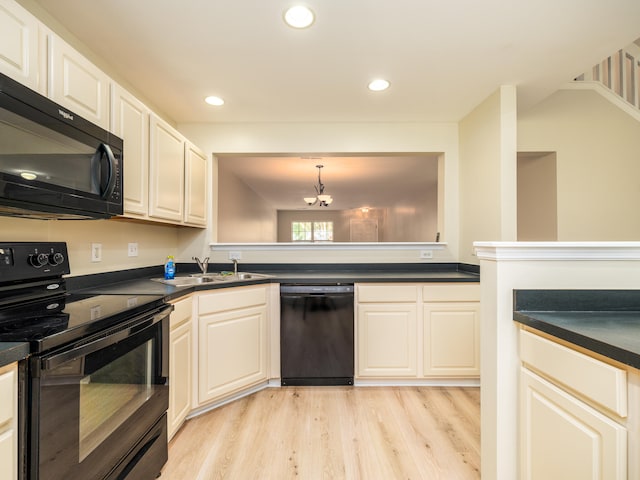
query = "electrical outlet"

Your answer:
(91, 243), (102, 262)
(419, 250), (433, 259)
(128, 242), (139, 257)
(229, 251), (242, 261)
